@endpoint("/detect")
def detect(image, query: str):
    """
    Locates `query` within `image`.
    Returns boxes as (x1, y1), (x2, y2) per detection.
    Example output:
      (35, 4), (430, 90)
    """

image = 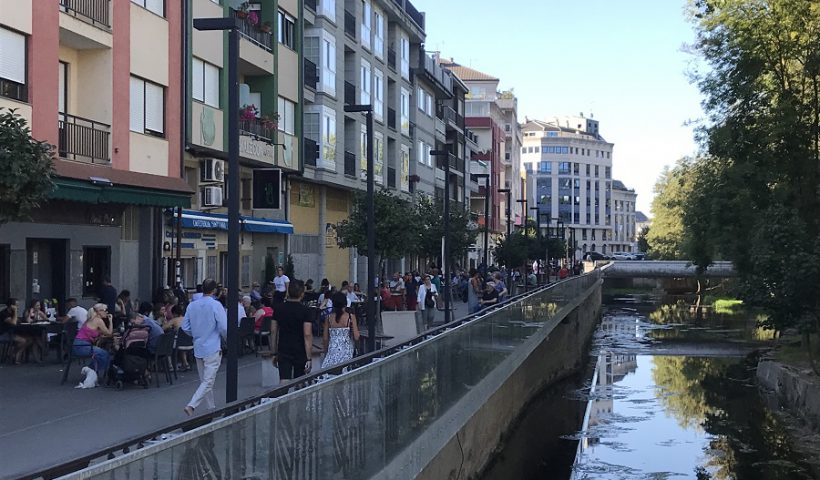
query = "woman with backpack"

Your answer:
(321, 291), (360, 369)
(417, 275), (438, 329)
